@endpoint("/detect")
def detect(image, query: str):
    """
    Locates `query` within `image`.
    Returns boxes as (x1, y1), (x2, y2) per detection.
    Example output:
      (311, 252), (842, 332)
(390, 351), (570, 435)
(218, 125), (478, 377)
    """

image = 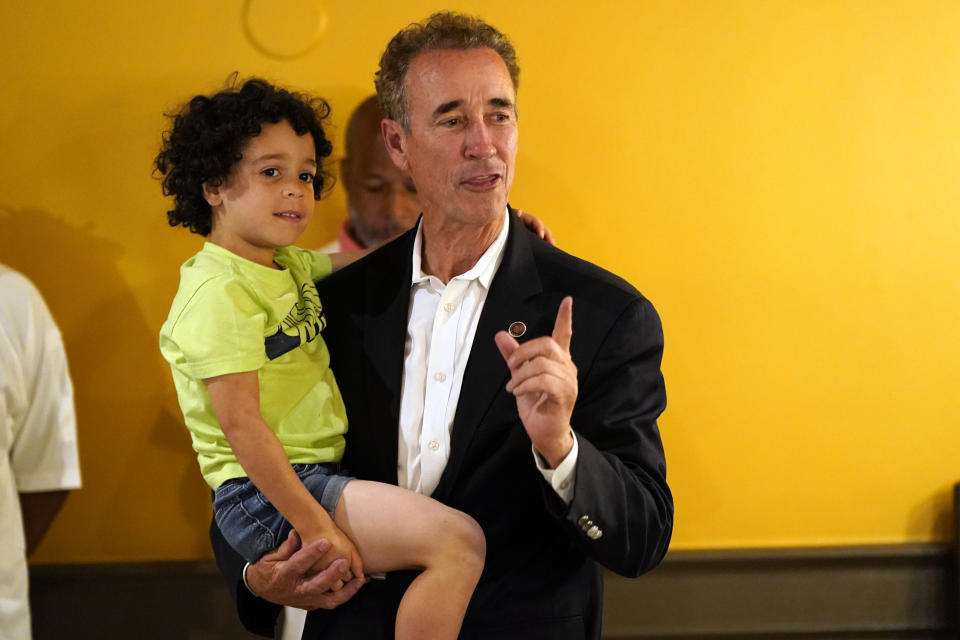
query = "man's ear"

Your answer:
(380, 118), (410, 172)
(202, 180), (223, 207)
(339, 156), (353, 190)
